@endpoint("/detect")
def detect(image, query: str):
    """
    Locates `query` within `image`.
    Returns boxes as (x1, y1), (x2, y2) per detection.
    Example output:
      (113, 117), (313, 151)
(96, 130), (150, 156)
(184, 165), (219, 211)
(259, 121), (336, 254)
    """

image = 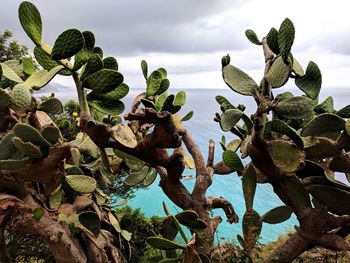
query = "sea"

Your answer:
(36, 85), (350, 244)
